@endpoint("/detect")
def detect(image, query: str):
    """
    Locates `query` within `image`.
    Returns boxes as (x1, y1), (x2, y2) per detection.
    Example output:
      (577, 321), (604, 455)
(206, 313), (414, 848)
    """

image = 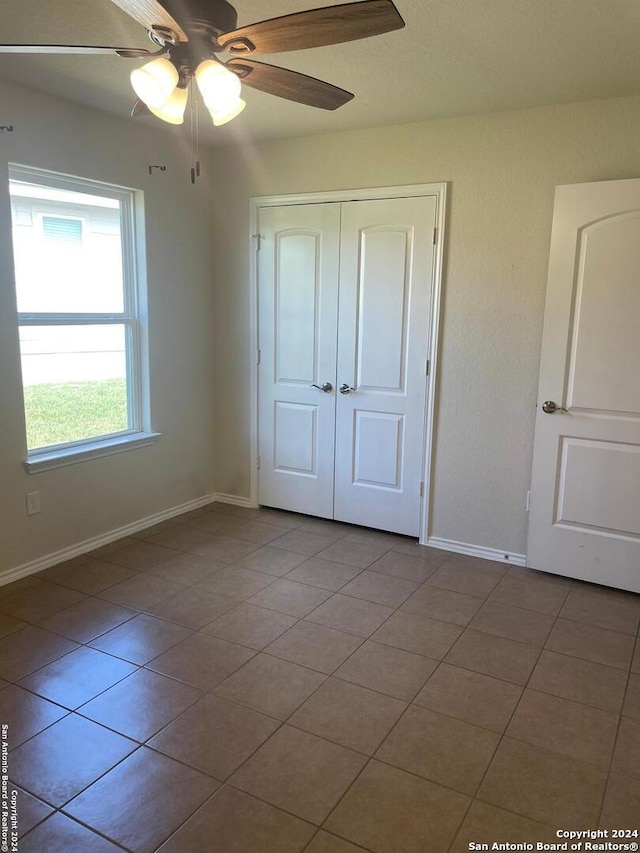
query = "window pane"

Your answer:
(9, 180), (125, 313)
(20, 325), (130, 450)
